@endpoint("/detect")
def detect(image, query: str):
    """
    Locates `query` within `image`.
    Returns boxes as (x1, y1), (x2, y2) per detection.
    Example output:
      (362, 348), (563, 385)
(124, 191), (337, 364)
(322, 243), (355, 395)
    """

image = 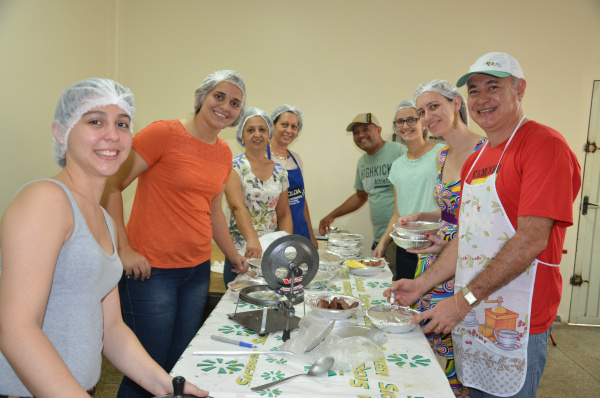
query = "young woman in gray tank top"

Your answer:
(0, 79), (210, 398)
